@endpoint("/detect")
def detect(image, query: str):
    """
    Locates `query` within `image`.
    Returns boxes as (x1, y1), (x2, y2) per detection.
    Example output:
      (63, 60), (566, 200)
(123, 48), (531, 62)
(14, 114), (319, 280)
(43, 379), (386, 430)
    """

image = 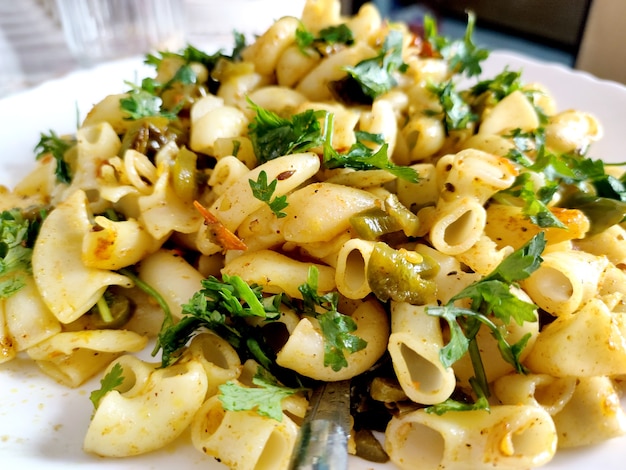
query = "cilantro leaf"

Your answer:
(249, 170), (289, 218)
(426, 81), (477, 134)
(425, 233), (545, 407)
(153, 273), (281, 368)
(296, 23), (354, 55)
(322, 116), (419, 182)
(426, 395), (490, 415)
(218, 366), (301, 421)
(34, 131), (75, 184)
(340, 29), (407, 102)
(424, 12), (489, 77)
(298, 266), (367, 371)
(470, 68), (523, 101)
(90, 362), (124, 409)
(247, 100), (327, 163)
(0, 209), (39, 299)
